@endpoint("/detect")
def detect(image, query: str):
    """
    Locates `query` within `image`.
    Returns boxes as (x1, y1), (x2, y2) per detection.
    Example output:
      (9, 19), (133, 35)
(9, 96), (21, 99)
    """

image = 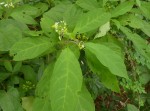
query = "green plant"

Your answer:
(0, 0), (150, 111)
